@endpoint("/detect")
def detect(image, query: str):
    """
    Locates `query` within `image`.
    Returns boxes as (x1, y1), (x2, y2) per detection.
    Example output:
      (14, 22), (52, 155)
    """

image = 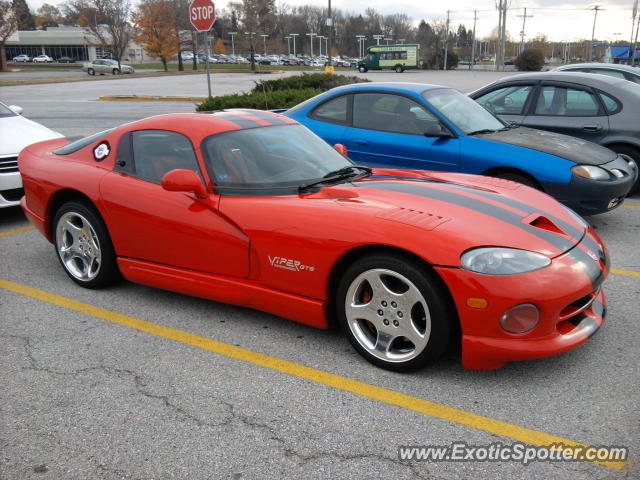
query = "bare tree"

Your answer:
(1, 1), (18, 72)
(62, 0), (132, 67)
